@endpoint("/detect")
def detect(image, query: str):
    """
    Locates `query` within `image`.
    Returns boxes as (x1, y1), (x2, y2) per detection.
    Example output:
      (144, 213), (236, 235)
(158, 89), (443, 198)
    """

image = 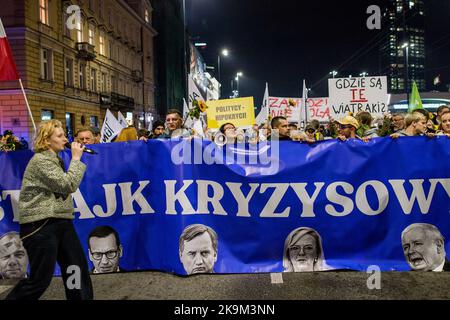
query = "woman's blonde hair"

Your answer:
(34, 119), (63, 152)
(115, 126), (138, 142)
